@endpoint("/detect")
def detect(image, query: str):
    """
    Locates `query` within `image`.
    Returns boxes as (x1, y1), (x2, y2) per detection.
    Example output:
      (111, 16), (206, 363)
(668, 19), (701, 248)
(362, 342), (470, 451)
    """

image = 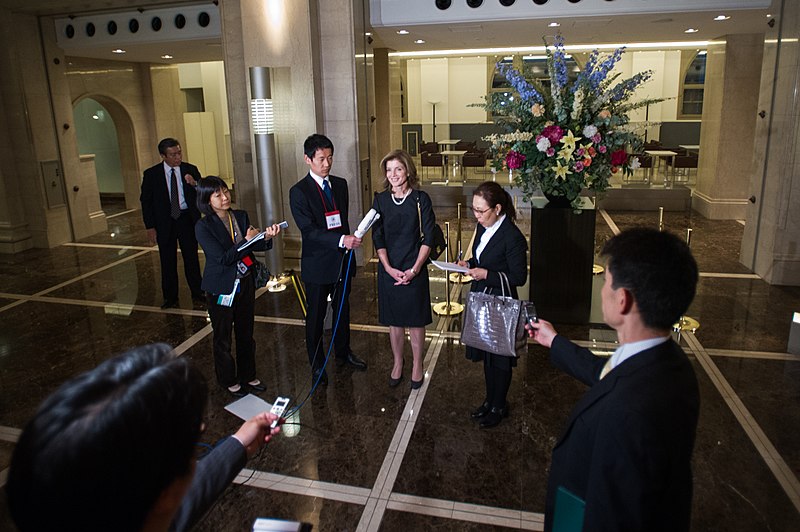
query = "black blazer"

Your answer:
(289, 173), (354, 284)
(195, 210), (270, 295)
(545, 336), (700, 532)
(140, 162), (202, 232)
(467, 217), (528, 298)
